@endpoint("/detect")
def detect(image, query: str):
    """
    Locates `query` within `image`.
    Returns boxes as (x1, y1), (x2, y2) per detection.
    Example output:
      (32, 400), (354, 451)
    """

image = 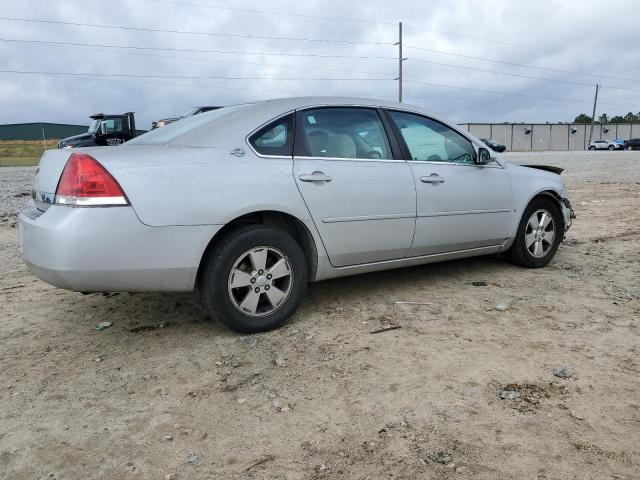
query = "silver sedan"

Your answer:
(19, 97), (574, 332)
